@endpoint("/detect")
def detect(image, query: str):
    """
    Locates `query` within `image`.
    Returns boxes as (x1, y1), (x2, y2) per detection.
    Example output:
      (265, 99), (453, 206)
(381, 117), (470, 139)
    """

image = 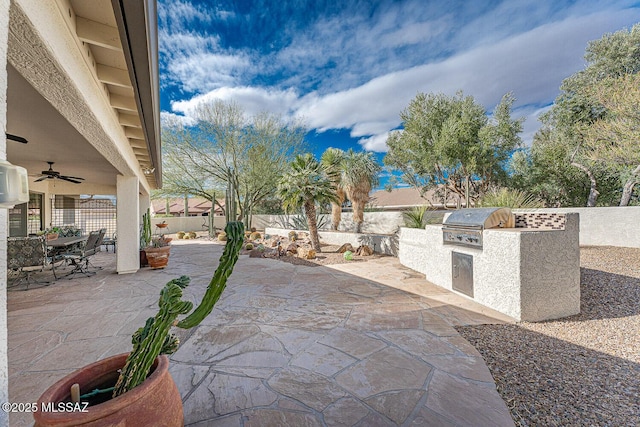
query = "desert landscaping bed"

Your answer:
(457, 246), (640, 426)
